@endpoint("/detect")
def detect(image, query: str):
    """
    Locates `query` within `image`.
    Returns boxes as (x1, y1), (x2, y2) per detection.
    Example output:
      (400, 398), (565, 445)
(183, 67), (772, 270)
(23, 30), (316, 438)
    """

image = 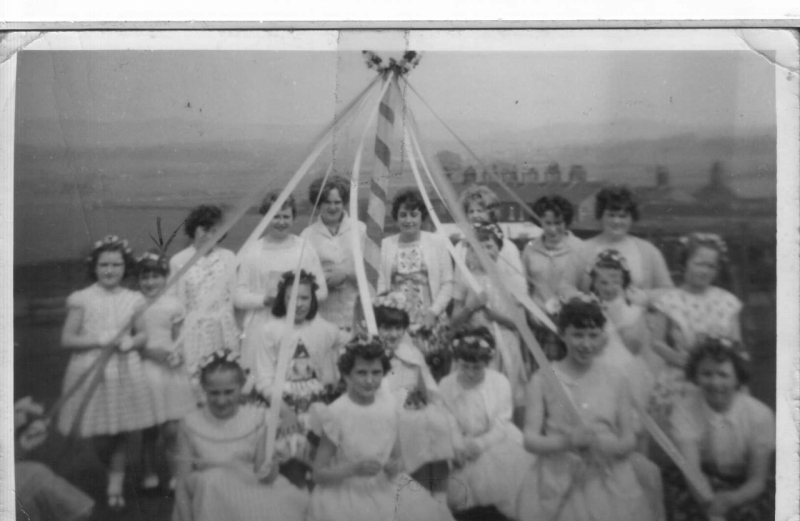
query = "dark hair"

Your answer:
(185, 205), (224, 239)
(136, 250), (170, 278)
(532, 195), (574, 227)
(199, 351), (247, 387)
(472, 222), (504, 250)
(337, 336), (392, 376)
(594, 186), (639, 221)
(685, 337), (750, 388)
(451, 326), (495, 363)
(309, 175), (351, 206)
(589, 249), (632, 292)
(557, 297), (606, 332)
(86, 236), (135, 281)
(391, 189), (429, 222)
(374, 305), (410, 329)
(259, 191), (297, 218)
(271, 270), (319, 320)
